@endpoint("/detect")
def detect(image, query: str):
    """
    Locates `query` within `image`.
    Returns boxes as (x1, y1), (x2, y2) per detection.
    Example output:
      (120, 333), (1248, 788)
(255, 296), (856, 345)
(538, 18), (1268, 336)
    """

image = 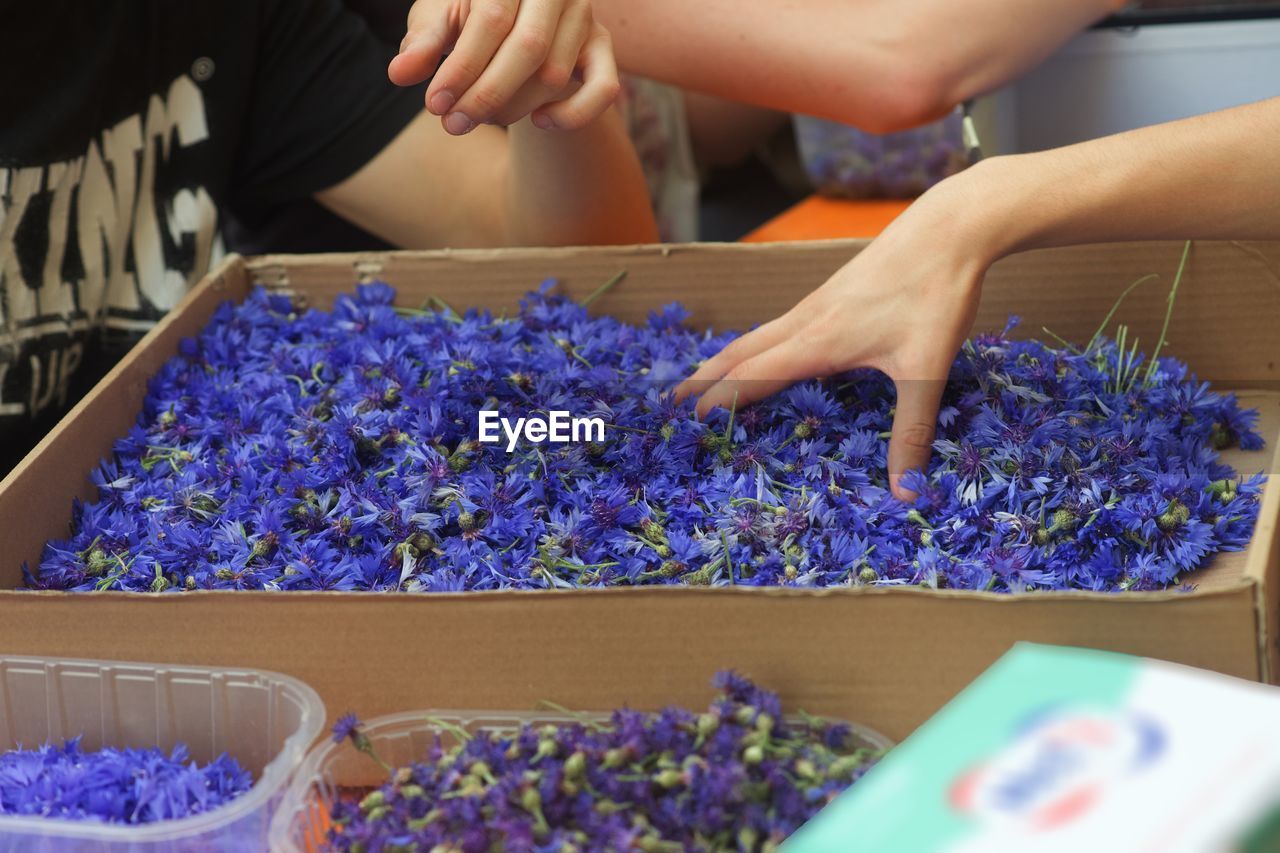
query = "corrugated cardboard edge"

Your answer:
(0, 255), (251, 567)
(0, 583), (1260, 743)
(1247, 435), (1280, 683)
